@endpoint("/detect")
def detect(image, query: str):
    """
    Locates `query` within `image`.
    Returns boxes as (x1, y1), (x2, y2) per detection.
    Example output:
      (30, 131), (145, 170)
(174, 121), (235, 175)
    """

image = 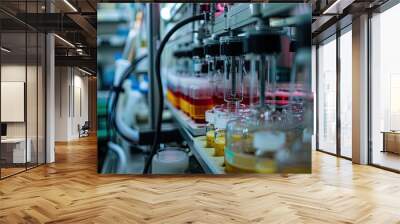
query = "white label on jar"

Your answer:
(253, 131), (286, 152)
